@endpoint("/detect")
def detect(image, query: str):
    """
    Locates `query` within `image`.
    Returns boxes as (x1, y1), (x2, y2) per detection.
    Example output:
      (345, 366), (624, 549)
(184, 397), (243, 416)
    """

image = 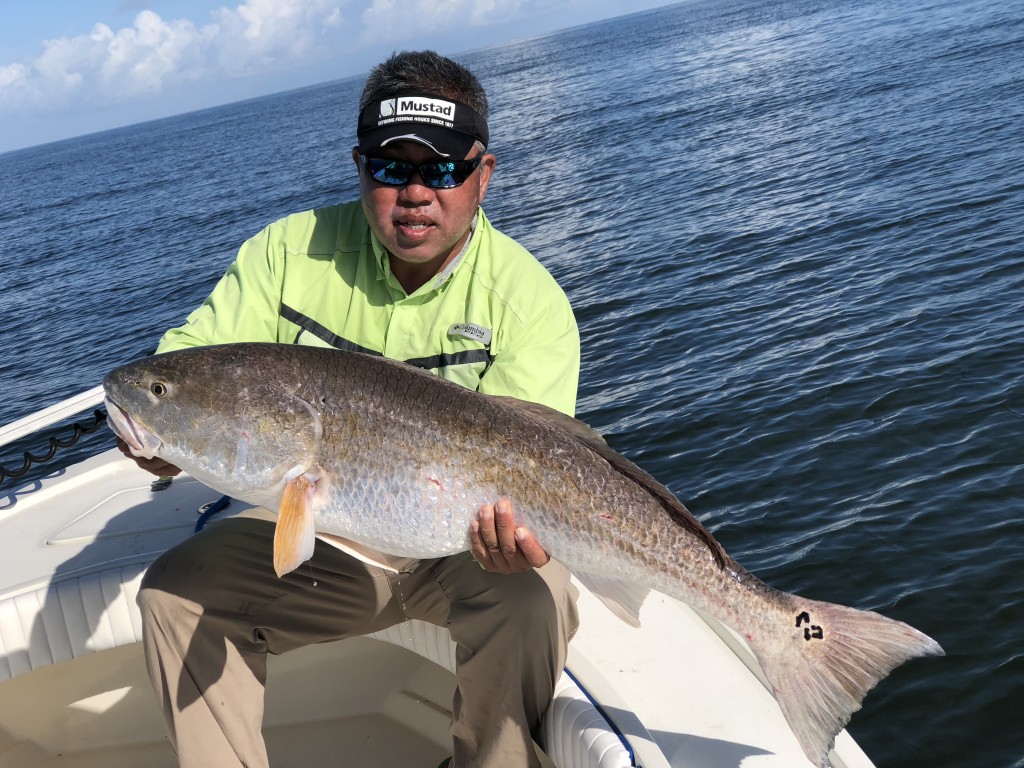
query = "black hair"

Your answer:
(360, 50), (488, 118)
